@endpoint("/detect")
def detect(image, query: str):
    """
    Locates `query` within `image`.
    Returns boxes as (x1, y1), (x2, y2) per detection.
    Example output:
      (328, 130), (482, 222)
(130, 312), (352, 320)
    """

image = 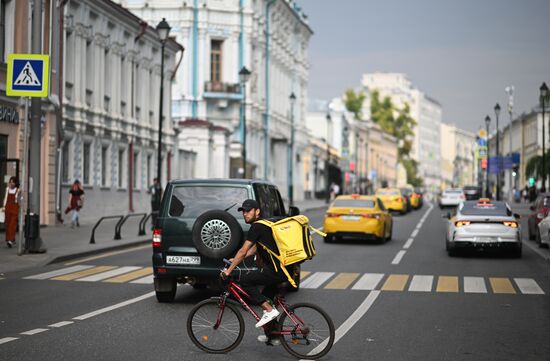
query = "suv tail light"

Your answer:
(152, 228), (162, 248)
(503, 221), (518, 228)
